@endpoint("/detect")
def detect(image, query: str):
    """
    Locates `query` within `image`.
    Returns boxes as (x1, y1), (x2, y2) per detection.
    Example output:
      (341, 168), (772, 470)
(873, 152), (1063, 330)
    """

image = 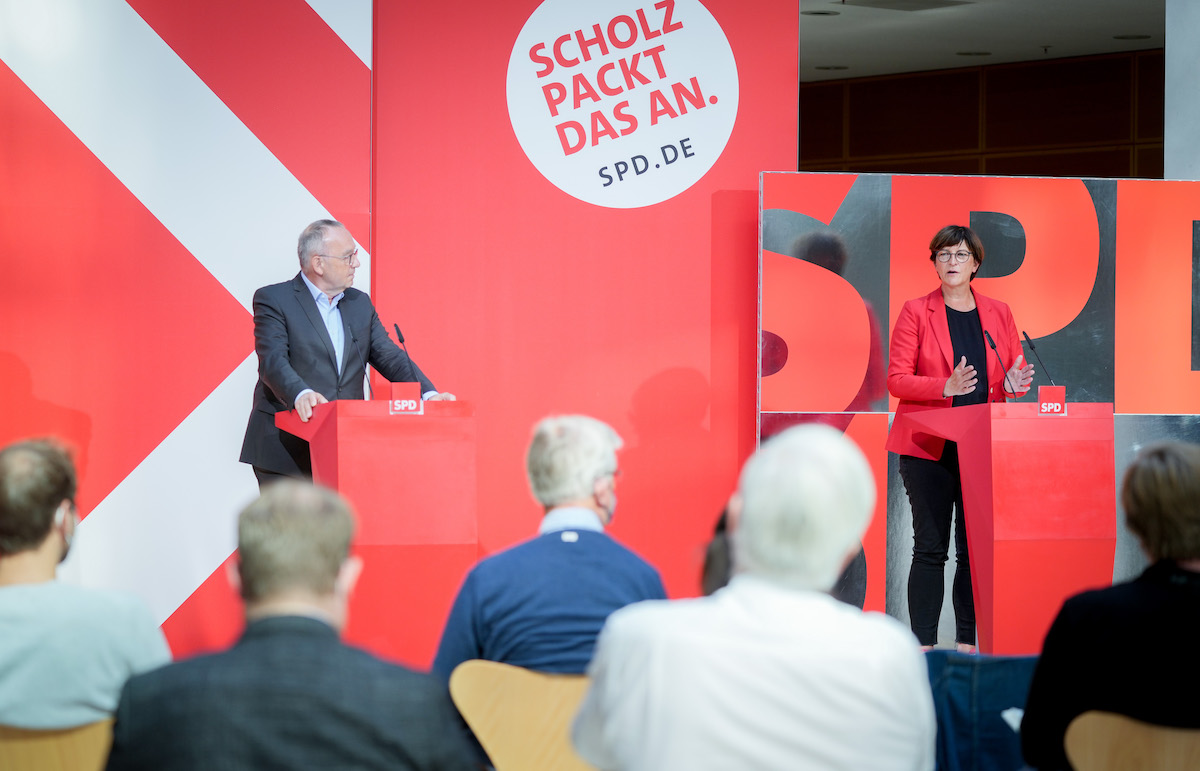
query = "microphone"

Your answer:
(983, 330), (1018, 399)
(349, 333), (372, 400)
(393, 323), (420, 384)
(1022, 331), (1055, 386)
